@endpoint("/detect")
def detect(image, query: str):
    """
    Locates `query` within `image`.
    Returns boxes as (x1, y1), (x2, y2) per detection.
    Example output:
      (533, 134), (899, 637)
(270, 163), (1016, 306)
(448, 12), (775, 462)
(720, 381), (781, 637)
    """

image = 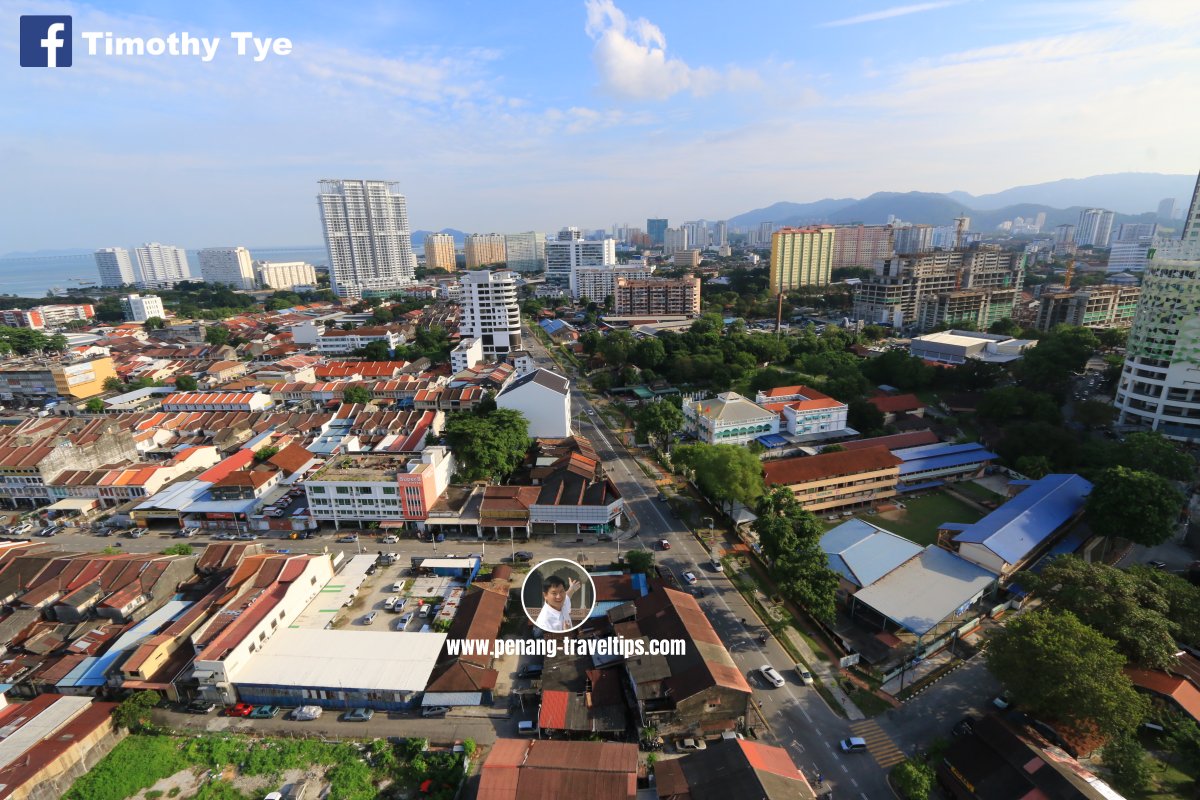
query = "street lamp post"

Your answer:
(703, 517), (714, 542)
